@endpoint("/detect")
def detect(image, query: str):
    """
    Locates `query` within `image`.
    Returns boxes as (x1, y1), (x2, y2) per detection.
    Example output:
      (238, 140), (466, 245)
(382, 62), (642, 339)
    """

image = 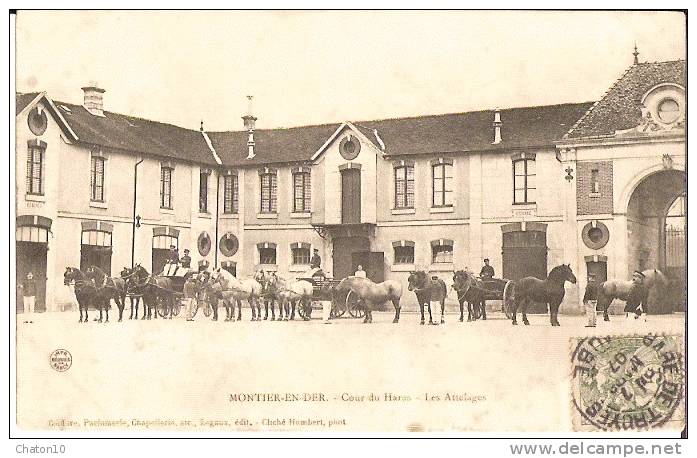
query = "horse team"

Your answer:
(62, 262), (665, 327)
